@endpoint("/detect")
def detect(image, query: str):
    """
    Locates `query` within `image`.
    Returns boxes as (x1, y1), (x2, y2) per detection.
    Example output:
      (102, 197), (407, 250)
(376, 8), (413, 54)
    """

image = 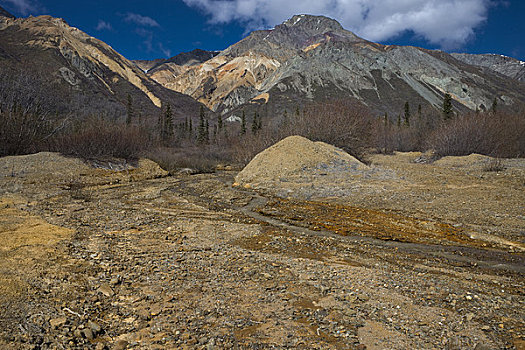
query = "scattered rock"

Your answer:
(112, 339), (128, 350)
(95, 343), (107, 350)
(474, 343), (494, 350)
(97, 284), (114, 297)
(178, 168), (196, 175)
(49, 317), (67, 329)
(82, 328), (94, 340)
(87, 320), (102, 335)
